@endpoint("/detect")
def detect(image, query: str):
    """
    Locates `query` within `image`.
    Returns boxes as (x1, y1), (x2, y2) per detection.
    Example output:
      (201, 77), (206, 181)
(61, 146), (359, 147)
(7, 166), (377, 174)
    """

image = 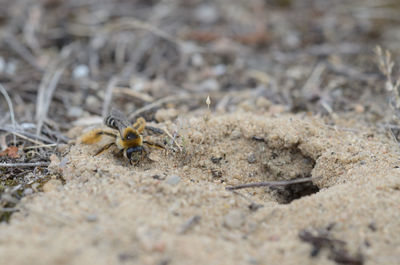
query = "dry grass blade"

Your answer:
(35, 67), (66, 136)
(115, 87), (154, 103)
(225, 177), (316, 190)
(0, 208), (19, 212)
(178, 215), (201, 234)
(0, 126), (55, 145)
(35, 45), (74, 136)
(0, 162), (49, 168)
(0, 83), (17, 145)
(163, 127), (182, 152)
